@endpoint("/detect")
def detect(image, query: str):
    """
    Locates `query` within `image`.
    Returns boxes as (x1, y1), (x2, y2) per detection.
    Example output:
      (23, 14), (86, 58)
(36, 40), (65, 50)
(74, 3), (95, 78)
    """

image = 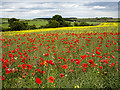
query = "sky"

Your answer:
(0, 0), (119, 19)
